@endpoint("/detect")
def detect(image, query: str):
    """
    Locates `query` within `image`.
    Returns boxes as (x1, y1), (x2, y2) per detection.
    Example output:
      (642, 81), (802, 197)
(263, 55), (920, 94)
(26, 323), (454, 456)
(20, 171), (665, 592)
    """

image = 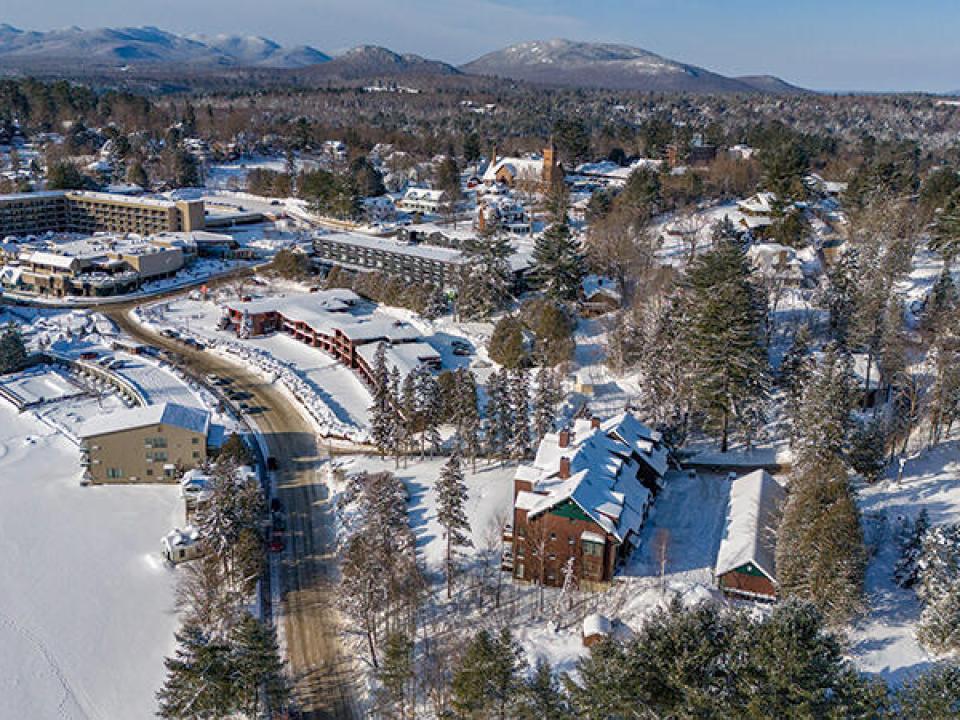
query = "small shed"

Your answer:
(161, 526), (203, 565)
(582, 613), (612, 647)
(715, 470), (786, 602)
